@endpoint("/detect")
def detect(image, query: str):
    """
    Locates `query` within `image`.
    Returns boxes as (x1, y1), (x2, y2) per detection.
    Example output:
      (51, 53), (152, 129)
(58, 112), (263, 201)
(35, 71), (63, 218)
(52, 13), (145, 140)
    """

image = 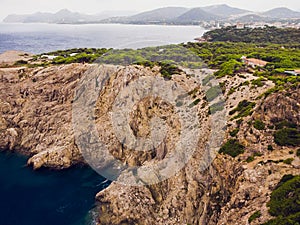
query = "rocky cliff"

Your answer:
(0, 55), (299, 225)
